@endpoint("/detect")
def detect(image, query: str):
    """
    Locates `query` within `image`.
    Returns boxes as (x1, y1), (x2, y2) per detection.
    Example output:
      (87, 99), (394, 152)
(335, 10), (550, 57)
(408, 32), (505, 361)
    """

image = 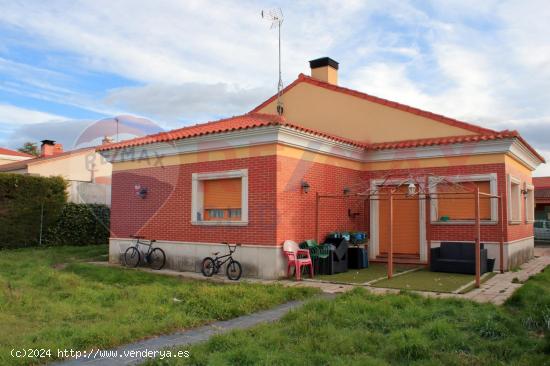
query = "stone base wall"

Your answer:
(109, 238), (286, 279)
